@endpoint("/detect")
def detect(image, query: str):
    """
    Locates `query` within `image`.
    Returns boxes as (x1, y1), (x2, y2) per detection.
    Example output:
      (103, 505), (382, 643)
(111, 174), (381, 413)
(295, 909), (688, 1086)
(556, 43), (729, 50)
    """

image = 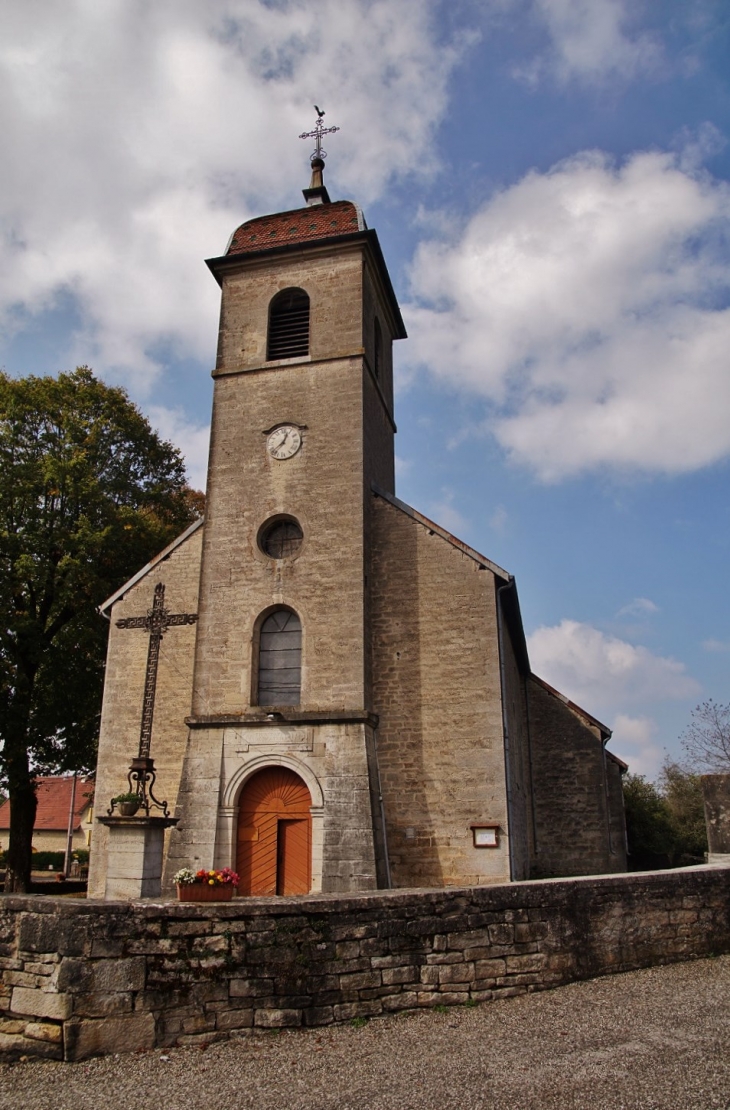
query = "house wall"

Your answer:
(0, 827), (91, 855)
(33, 828), (92, 855)
(369, 494), (510, 887)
